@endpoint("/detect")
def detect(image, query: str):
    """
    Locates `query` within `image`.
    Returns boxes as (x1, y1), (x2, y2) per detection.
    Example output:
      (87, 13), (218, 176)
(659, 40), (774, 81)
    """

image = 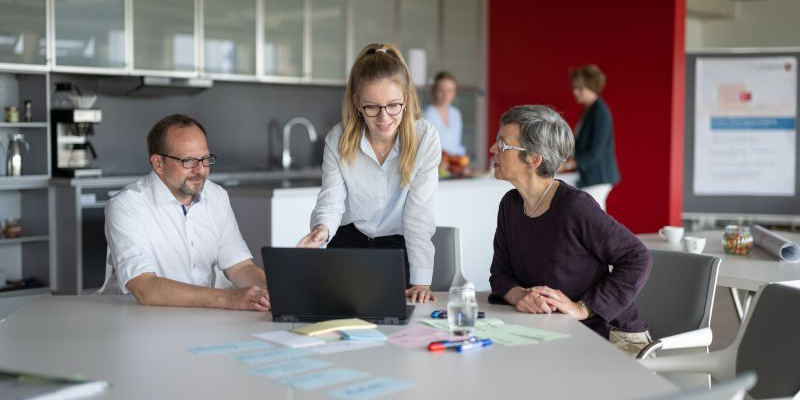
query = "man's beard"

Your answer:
(179, 175), (205, 197)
